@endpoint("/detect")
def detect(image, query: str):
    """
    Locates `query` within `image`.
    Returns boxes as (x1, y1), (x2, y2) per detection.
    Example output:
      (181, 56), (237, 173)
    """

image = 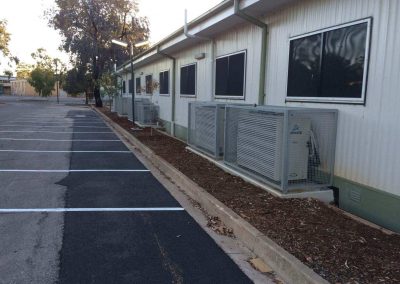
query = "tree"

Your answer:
(27, 48), (65, 97)
(63, 65), (90, 97)
(47, 0), (149, 107)
(100, 72), (120, 109)
(28, 67), (56, 97)
(4, 70), (13, 79)
(16, 63), (33, 79)
(0, 20), (10, 57)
